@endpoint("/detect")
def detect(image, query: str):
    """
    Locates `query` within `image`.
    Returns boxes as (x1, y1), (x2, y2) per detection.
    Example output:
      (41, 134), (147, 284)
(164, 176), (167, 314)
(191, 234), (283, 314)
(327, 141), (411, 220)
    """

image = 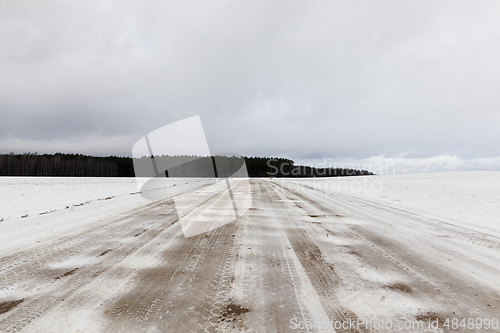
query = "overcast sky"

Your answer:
(1, 0), (500, 173)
